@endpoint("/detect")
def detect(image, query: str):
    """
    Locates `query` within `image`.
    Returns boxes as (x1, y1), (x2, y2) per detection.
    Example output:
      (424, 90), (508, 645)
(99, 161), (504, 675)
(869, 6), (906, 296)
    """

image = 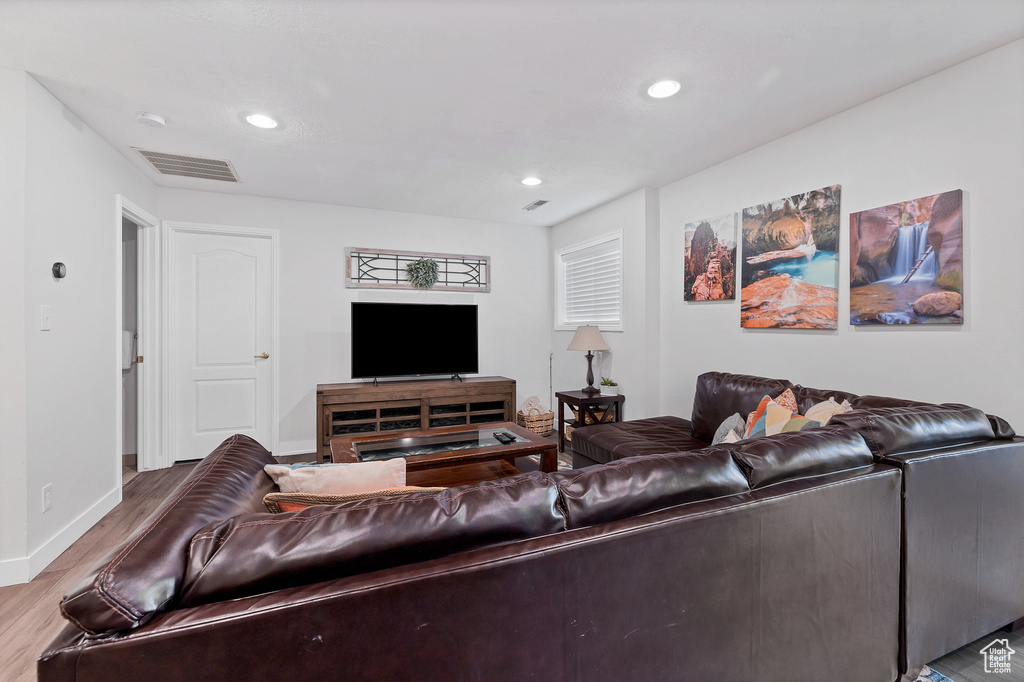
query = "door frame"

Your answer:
(163, 221), (280, 461)
(117, 195), (162, 473)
